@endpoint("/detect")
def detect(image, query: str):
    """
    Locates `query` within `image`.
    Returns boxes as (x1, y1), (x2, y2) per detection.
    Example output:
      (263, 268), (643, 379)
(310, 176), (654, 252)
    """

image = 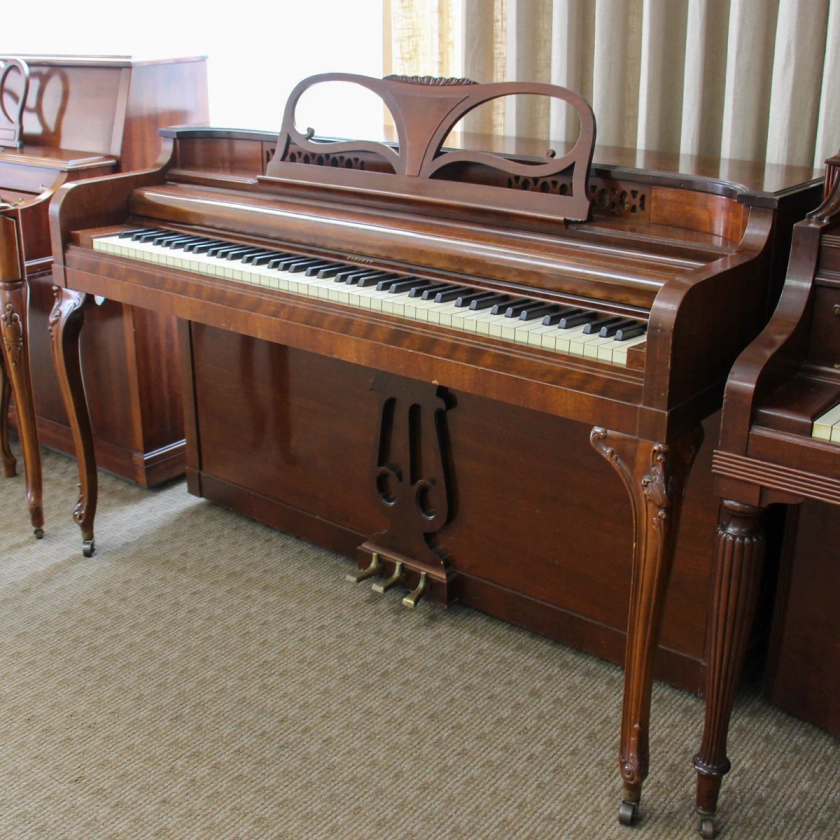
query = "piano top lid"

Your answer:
(0, 145), (116, 171)
(0, 55), (207, 68)
(161, 126), (823, 209)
